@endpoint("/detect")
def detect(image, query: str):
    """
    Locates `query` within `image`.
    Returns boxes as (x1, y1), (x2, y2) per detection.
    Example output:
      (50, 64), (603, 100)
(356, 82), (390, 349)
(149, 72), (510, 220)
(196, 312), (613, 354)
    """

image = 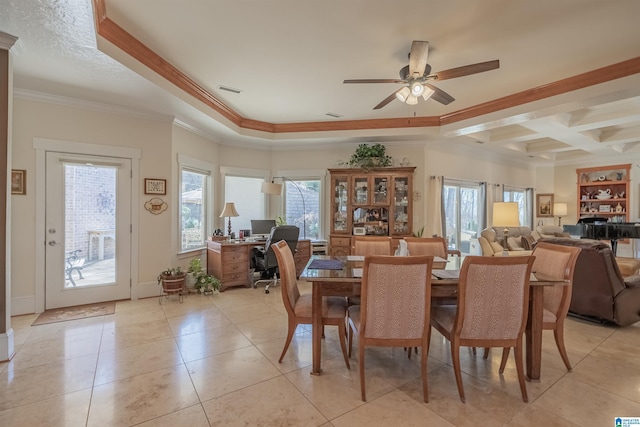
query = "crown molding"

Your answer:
(14, 88), (174, 123)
